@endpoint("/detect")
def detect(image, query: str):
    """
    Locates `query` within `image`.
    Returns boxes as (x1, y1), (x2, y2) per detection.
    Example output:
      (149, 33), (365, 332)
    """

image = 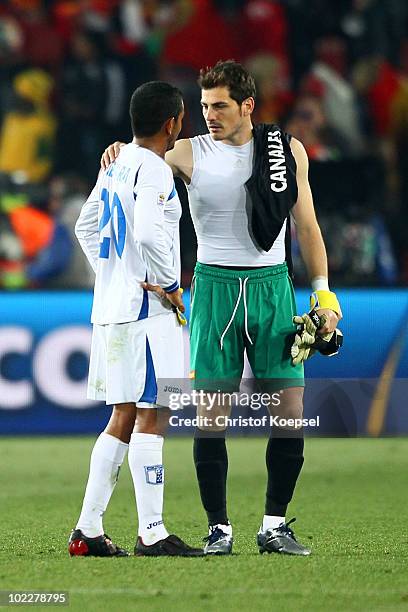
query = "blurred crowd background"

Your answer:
(0, 0), (407, 289)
